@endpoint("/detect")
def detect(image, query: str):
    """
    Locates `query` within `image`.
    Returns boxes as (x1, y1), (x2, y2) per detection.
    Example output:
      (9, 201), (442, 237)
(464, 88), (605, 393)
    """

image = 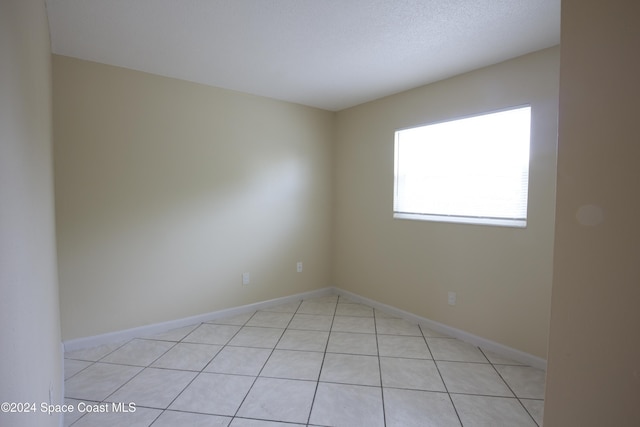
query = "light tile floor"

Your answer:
(63, 295), (545, 426)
